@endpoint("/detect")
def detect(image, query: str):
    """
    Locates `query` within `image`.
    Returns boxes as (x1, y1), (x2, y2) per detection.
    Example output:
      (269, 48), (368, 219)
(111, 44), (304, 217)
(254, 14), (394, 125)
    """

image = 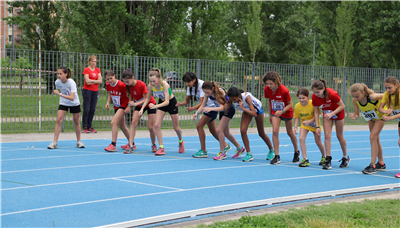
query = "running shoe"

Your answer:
(224, 144), (231, 153)
(47, 141), (58, 149)
(292, 151), (300, 163)
(266, 148), (275, 160)
(178, 141), (185, 153)
(213, 151), (227, 160)
(299, 158), (310, 167)
(232, 146), (245, 158)
(375, 162), (386, 171)
(82, 127), (90, 134)
(152, 144), (157, 153)
(155, 147), (165, 156)
(76, 141), (85, 148)
(243, 153), (253, 162)
(104, 144), (117, 152)
(121, 143), (130, 150)
(319, 156), (326, 165)
(362, 164), (377, 175)
(323, 156), (332, 170)
(124, 146), (134, 154)
(339, 156), (351, 168)
(192, 149), (208, 158)
(395, 172), (400, 178)
(88, 127), (97, 133)
(270, 155), (280, 165)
